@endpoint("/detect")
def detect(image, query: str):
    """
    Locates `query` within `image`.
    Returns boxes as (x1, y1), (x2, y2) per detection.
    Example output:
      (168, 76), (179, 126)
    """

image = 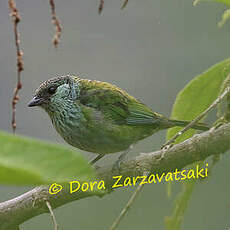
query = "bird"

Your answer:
(28, 75), (209, 165)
